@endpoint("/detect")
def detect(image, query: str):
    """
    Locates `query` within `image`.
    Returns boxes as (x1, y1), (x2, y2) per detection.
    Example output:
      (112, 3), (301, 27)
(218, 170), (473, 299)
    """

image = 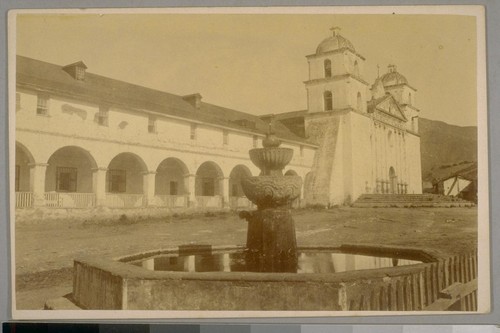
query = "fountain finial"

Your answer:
(262, 115), (281, 148)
